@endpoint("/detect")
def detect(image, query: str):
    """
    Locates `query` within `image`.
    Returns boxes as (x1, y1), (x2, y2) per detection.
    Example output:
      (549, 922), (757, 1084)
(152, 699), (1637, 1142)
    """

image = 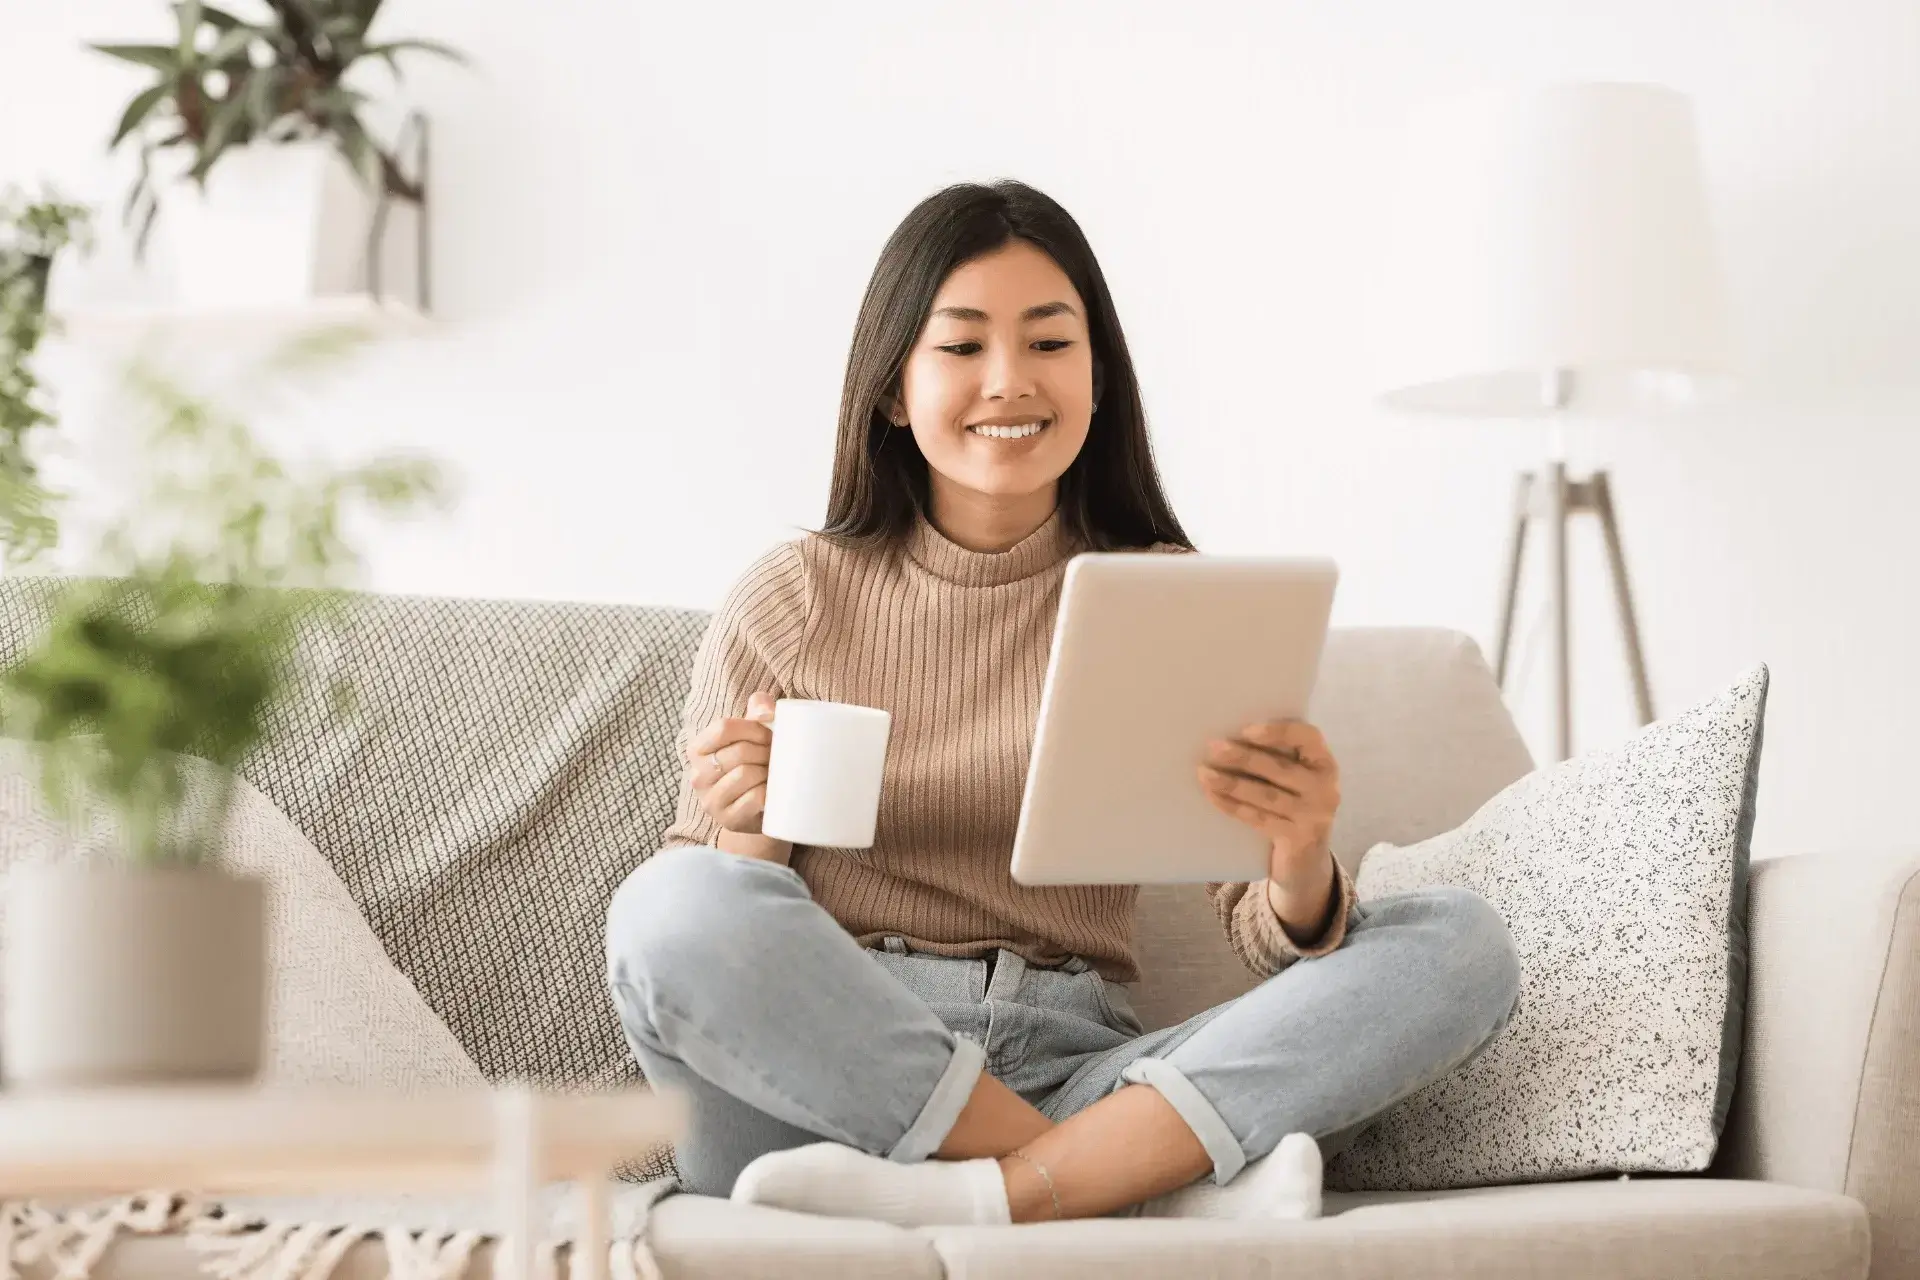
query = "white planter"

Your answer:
(164, 139), (422, 313)
(2, 865), (266, 1088)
